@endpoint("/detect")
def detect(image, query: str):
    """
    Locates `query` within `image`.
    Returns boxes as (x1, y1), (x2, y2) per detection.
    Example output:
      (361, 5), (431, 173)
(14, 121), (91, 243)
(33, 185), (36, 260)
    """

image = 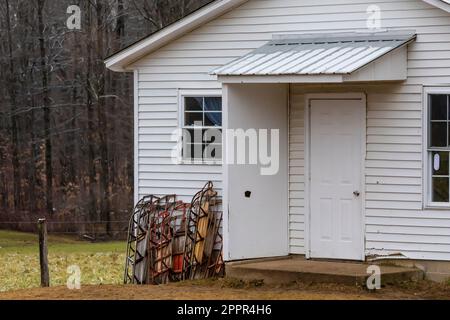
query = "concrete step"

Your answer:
(226, 256), (424, 286)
